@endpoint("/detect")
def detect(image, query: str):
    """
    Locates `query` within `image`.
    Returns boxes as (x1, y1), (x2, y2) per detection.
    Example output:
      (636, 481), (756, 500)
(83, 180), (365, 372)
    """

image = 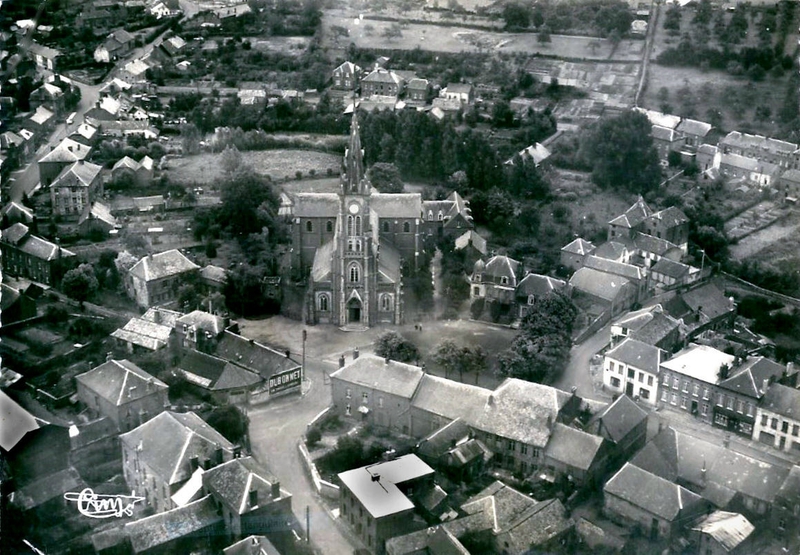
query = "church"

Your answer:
(287, 113), (473, 327)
